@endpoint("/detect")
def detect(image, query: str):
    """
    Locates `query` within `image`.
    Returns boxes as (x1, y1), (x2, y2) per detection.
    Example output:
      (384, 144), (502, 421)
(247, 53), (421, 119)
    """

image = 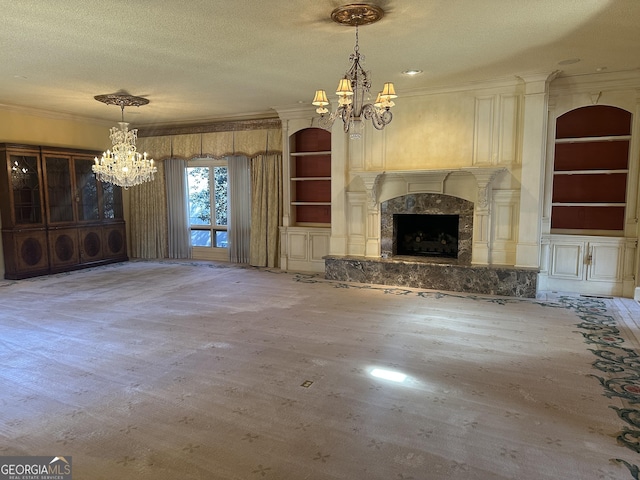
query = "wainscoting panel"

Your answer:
(473, 95), (495, 165)
(498, 94), (520, 165)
